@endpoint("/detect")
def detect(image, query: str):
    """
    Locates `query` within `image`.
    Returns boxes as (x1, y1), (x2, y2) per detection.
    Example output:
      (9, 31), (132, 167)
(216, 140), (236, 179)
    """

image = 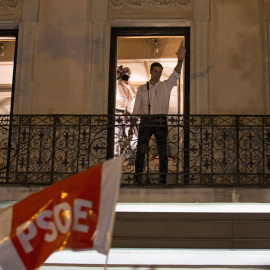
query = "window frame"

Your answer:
(108, 27), (190, 115)
(0, 29), (18, 116)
